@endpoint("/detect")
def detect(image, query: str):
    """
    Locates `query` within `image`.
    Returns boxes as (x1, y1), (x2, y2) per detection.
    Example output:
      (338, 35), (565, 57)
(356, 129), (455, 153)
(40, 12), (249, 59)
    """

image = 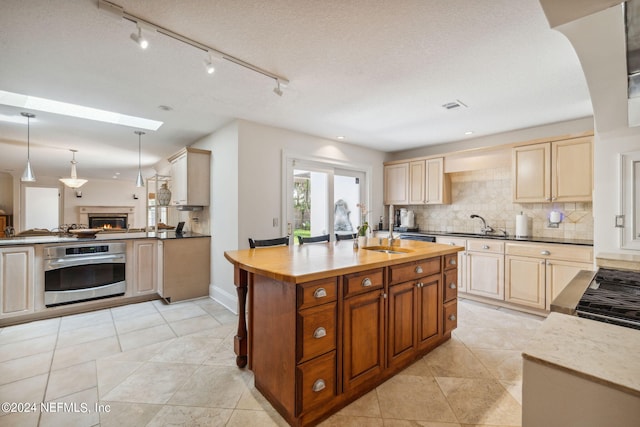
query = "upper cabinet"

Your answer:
(384, 157), (450, 205)
(168, 147), (211, 207)
(512, 136), (593, 203)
